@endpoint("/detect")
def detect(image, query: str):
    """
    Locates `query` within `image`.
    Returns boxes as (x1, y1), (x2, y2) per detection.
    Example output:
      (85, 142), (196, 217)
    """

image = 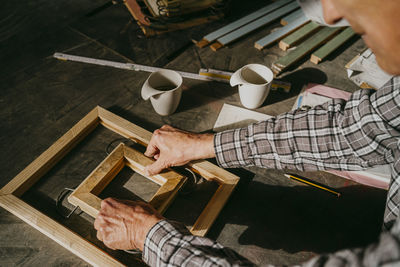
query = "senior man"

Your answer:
(94, 0), (400, 266)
